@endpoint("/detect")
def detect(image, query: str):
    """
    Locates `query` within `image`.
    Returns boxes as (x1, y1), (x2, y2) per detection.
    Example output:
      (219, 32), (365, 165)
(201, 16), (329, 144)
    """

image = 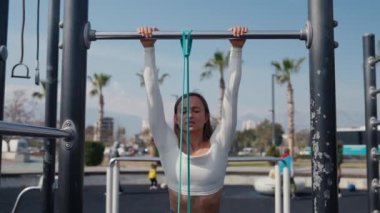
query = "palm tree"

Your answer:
(271, 57), (305, 158)
(88, 73), (111, 120)
(201, 50), (229, 120)
(136, 68), (169, 87)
